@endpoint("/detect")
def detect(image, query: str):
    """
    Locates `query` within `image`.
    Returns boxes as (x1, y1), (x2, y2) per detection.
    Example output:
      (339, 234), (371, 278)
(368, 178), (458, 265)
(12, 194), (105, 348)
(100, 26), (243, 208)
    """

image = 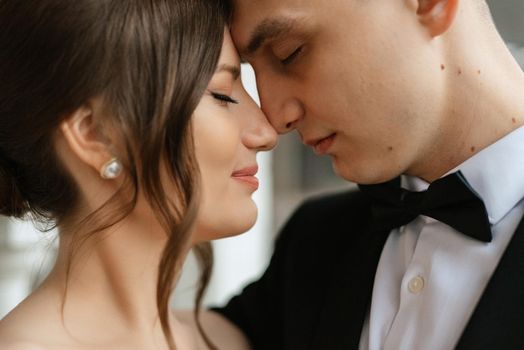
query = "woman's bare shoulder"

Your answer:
(0, 341), (48, 350)
(0, 294), (63, 350)
(0, 312), (49, 350)
(0, 316), (74, 350)
(176, 310), (251, 350)
(0, 315), (48, 350)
